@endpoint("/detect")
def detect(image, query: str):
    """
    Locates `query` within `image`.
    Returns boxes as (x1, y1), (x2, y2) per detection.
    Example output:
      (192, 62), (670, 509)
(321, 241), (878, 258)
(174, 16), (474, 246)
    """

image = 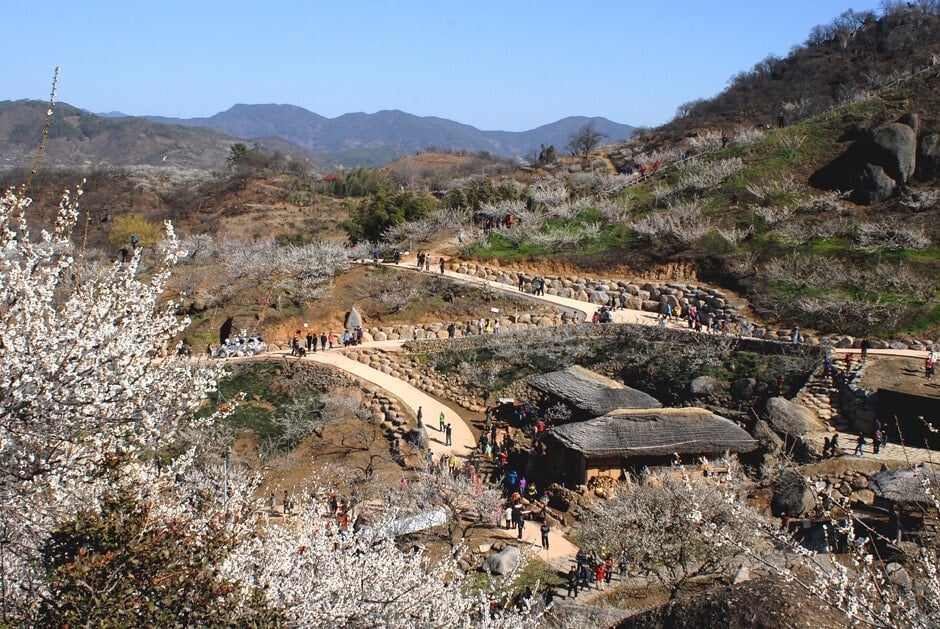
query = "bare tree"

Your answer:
(566, 122), (608, 157)
(576, 461), (765, 599)
(399, 469), (505, 542)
